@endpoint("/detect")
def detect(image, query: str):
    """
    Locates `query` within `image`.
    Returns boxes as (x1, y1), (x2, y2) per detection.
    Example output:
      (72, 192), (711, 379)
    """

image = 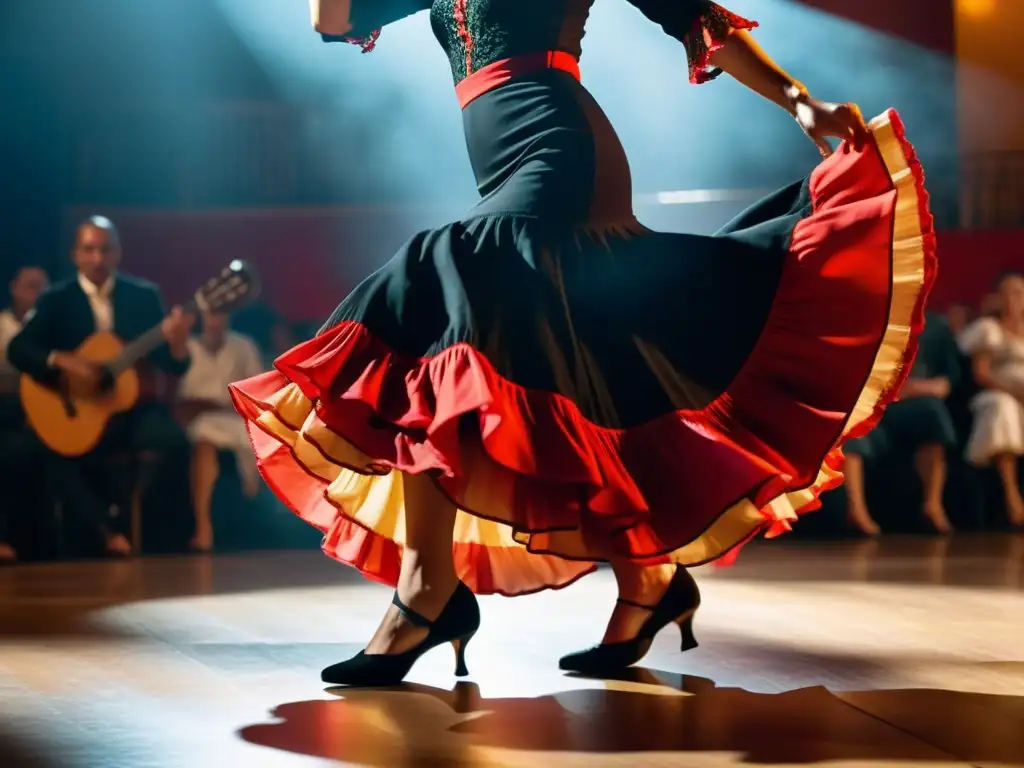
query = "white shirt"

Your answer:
(0, 309), (24, 376)
(178, 330), (263, 495)
(78, 272), (115, 333)
(178, 331), (262, 407)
